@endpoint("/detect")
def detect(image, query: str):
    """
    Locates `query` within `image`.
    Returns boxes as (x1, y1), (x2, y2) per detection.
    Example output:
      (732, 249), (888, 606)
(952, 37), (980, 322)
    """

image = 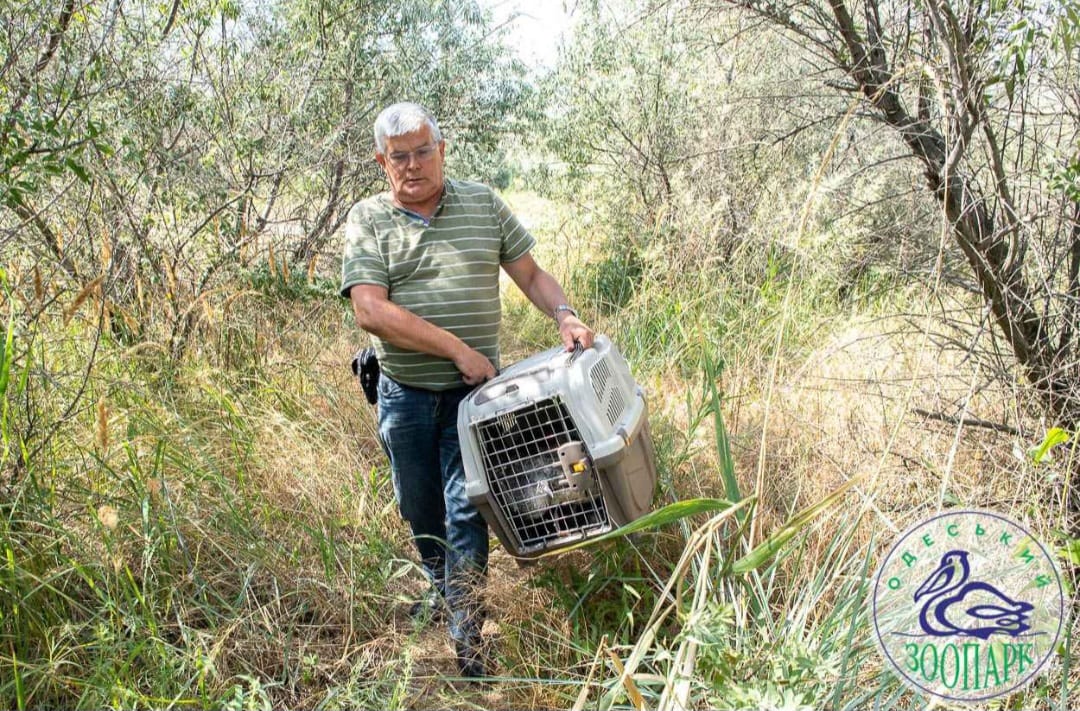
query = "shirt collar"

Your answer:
(385, 181), (449, 226)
